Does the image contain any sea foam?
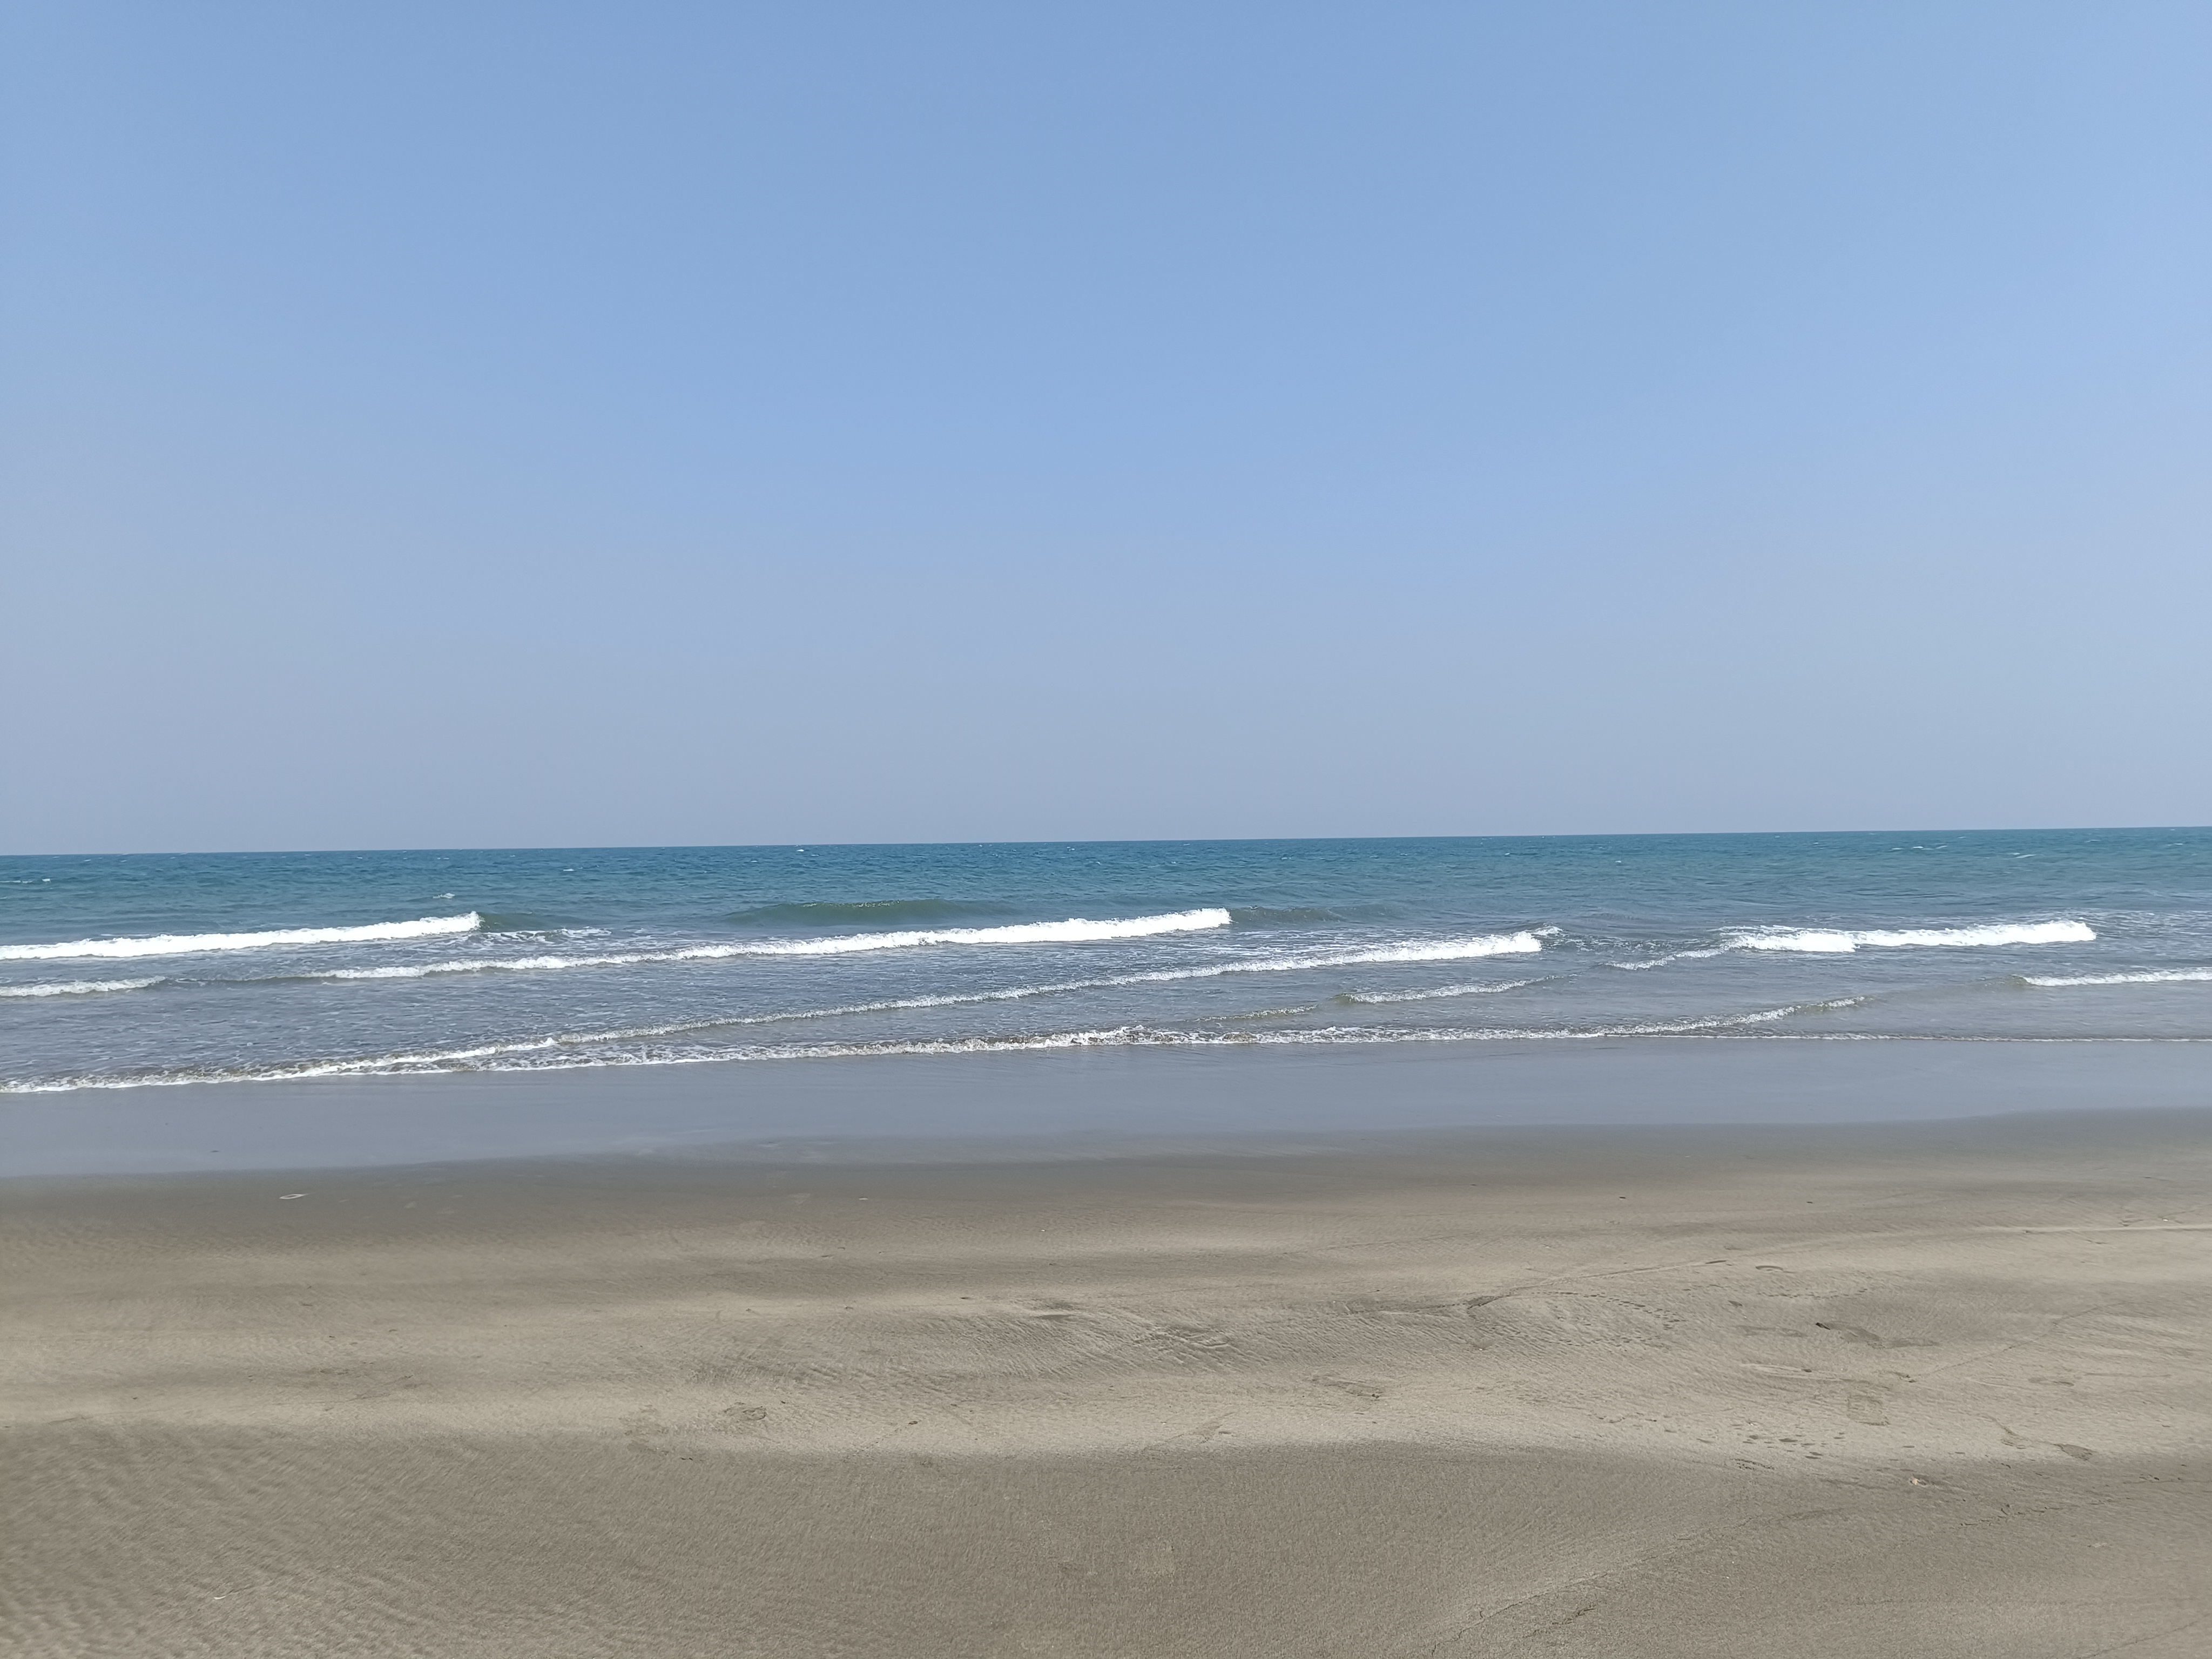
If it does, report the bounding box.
[1733,920,2095,953]
[1337,977,1546,1004]
[0,977,164,997]
[1,997,1884,1091]
[2021,968,2212,988]
[8,834,2202,1100]
[739,908,1233,953]
[291,927,1542,987]
[0,909,1220,969]
[0,913,483,961]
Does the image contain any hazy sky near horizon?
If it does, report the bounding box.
[5,3,2208,854]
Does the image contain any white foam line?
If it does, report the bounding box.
[1608,948,1729,972]
[30,1029,2210,1091]
[289,927,1545,986]
[742,908,1235,953]
[286,909,1233,979]
[2021,968,2212,988]
[0,914,483,961]
[6,992,1877,1093]
[1338,977,1546,1005]
[0,977,164,998]
[840,935,1537,1014]
[2,908,1228,972]
[1734,920,2094,954]
[3,935,1552,1090]
[1316,932,1546,964]
[318,954,635,981]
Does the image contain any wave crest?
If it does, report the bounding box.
[1336,977,1545,1005]
[0,977,164,997]
[285,926,1541,986]
[0,914,483,961]
[740,909,1233,953]
[1734,921,2094,954]
[1320,932,1545,965]
[2021,968,2212,988]
[729,899,1016,927]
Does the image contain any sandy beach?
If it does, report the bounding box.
[6,1106,2209,1657]
[14,0,2209,1647]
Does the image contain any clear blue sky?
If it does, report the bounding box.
[5,3,2207,852]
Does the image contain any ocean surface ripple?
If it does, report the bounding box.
[3,831,2207,1092]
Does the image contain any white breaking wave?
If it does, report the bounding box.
[0,913,483,962]
[1338,977,1545,1004]
[1320,932,1545,964]
[588,934,1549,1034]
[0,977,164,998]
[2021,968,2212,988]
[1732,920,2094,954]
[302,909,1233,977]
[1608,948,1729,972]
[746,909,1235,953]
[318,953,671,981]
[292,926,1543,986]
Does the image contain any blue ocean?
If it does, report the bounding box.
[4,830,2209,1097]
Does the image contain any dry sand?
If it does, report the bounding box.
[5,1109,2209,1656]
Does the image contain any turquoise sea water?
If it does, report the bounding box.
[4,830,2209,1096]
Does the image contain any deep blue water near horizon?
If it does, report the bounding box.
[4,829,2210,1100]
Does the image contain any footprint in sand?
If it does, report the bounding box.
[1317,1375,1390,1401]
[1816,1321,1933,1350]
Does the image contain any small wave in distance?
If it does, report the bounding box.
[729,899,1018,927]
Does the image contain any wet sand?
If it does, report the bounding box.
[5,1109,2209,1656]
[15,1037,2212,1176]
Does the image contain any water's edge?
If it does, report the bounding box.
[7,1036,2206,1178]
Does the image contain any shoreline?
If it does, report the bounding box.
[7,1107,2209,1655]
[7,1034,2211,1177]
